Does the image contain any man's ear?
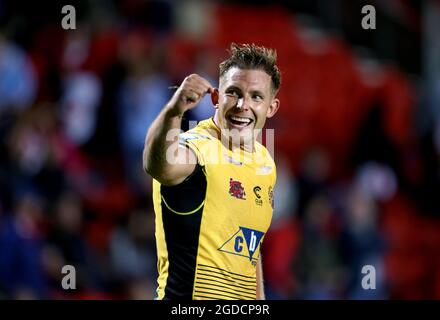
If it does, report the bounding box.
[266,98,280,118]
[211,88,219,108]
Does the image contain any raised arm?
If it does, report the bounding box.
[143,74,214,186]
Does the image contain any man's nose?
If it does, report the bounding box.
[237,98,244,108]
[236,97,250,110]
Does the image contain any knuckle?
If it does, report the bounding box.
[185,74,198,82]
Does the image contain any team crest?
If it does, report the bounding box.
[218,227,265,265]
[229,178,246,200]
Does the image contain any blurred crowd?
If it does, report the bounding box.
[0,0,439,299]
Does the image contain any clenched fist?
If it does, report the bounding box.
[167,74,214,116]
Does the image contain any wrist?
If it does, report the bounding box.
[164,102,185,119]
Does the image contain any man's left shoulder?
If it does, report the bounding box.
[254,142,276,177]
[255,142,275,164]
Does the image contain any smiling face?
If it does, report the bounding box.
[212,67,280,150]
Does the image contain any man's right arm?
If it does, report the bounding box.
[143,74,214,186]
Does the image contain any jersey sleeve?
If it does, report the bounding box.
[179,132,206,166]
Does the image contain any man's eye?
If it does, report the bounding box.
[226,91,239,98]
[253,95,263,100]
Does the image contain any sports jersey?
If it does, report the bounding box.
[153,118,276,300]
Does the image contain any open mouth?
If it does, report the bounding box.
[228,115,254,128]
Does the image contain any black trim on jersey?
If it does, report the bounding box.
[161,164,206,213]
[160,164,207,300]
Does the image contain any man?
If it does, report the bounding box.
[143,43,281,300]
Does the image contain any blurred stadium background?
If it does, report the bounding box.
[0,0,439,299]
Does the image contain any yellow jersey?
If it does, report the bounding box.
[152,118,276,300]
